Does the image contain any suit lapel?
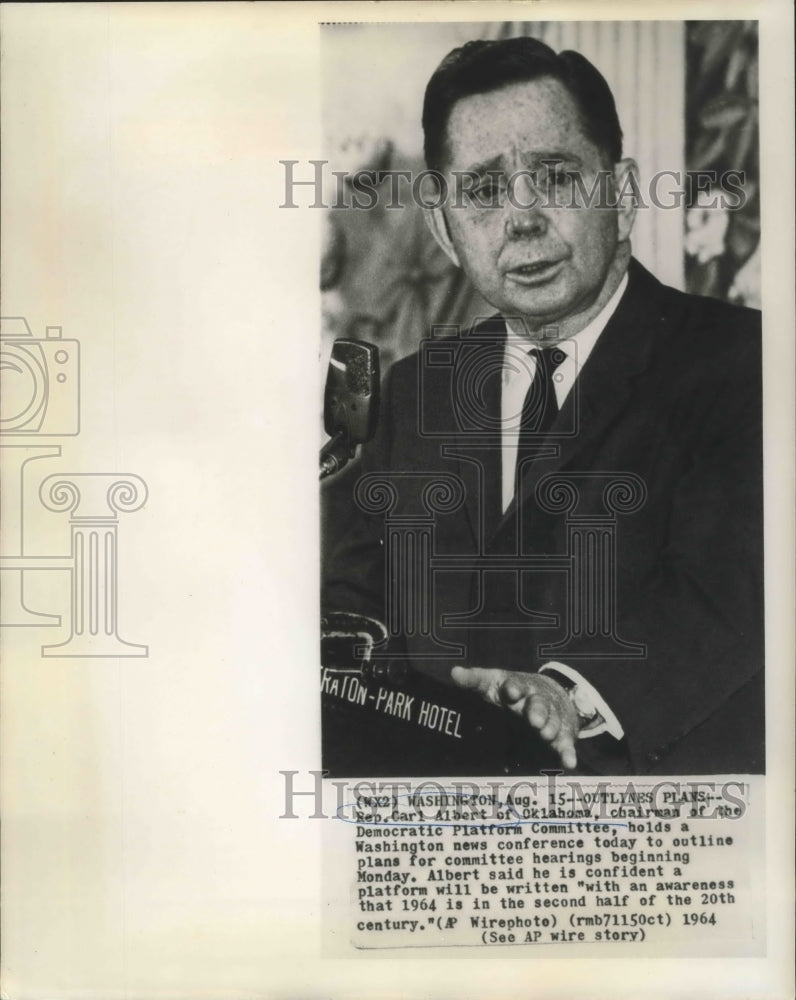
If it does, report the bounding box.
[494,259,663,537]
[447,317,506,550]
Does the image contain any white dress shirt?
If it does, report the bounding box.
[500,272,629,513]
[499,272,629,740]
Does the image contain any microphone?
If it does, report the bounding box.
[320,339,379,479]
[321,612,408,685]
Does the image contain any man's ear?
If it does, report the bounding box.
[424,205,461,268]
[612,157,639,243]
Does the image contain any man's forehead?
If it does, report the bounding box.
[443,77,597,172]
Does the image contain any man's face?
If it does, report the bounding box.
[430,77,635,333]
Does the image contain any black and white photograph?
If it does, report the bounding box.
[320,21,765,779]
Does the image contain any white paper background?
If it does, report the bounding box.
[1,2,792,997]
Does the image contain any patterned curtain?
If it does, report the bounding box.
[684,21,760,308]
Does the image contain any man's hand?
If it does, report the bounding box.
[450,666,579,770]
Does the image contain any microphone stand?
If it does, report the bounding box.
[319,428,353,480]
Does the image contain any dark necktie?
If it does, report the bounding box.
[514,345,566,494]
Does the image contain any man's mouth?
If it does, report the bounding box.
[505,259,565,284]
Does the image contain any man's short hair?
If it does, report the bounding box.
[422,36,623,172]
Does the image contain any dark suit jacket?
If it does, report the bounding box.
[322,259,764,776]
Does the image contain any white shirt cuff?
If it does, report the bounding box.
[539,661,625,740]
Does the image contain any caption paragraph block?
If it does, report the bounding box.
[326,778,765,955]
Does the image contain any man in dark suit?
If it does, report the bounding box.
[322,37,763,776]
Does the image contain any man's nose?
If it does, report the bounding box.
[504,172,547,239]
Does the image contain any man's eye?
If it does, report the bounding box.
[470,180,503,205]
